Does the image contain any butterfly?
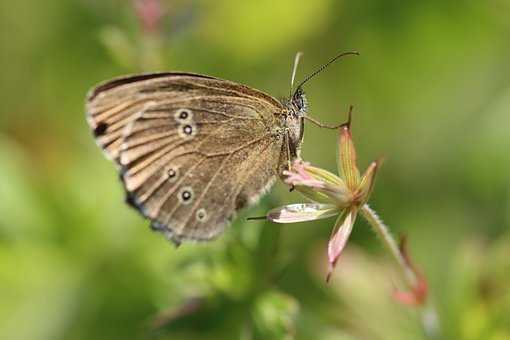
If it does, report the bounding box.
[85,52,358,245]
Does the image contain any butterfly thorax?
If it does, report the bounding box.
[281,87,307,160]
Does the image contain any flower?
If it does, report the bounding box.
[262,114,430,310]
[392,236,428,306]
[134,0,166,34]
[266,119,380,282]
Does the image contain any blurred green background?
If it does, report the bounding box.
[1,1,509,339]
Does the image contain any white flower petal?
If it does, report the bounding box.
[267,203,338,224]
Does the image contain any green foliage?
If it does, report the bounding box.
[1,1,509,339]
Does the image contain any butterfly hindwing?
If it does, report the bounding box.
[120,101,282,242]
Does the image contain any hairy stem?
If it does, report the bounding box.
[360,204,417,286]
[360,204,441,339]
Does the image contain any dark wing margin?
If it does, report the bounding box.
[87,72,216,101]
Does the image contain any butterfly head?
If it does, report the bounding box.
[289,87,308,118]
[281,86,307,161]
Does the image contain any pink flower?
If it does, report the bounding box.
[134,0,166,33]
[267,120,380,281]
[392,236,428,306]
[264,113,429,307]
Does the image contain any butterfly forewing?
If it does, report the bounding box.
[86,73,286,243]
[86,73,280,162]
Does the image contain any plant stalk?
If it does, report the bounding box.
[360,204,441,339]
[360,204,416,286]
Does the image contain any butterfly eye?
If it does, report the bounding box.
[174,109,193,122]
[292,90,307,112]
[294,96,303,109]
[196,208,208,222]
[178,186,194,205]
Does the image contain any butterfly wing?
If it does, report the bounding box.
[86,73,286,243]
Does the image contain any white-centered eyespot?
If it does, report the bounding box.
[174,109,193,123]
[178,123,197,139]
[196,208,208,222]
[166,166,179,182]
[178,186,194,205]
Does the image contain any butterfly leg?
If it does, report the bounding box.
[284,129,292,170]
[283,129,296,192]
[304,105,353,129]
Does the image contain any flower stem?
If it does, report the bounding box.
[360,204,416,286]
[360,204,441,339]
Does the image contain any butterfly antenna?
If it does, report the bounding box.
[289,51,304,97]
[293,51,359,94]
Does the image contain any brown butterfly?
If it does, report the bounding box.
[85,52,357,245]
